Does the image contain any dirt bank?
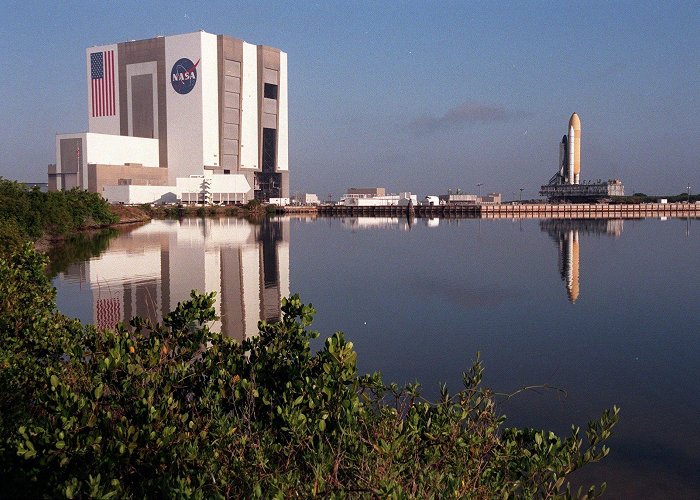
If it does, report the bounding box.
[109,204,151,224]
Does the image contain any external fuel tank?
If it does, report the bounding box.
[568,113,581,184]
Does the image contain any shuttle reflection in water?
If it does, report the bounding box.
[60,218,289,341]
[540,219,623,303]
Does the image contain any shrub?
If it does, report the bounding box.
[0,179,117,251]
[0,246,619,498]
[245,198,262,210]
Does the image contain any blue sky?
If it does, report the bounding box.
[1,1,698,198]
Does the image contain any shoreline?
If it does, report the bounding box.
[282,201,700,219]
[38,199,698,257]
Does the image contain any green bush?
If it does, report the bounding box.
[162,206,181,218]
[0,246,619,498]
[245,198,262,210]
[0,179,117,253]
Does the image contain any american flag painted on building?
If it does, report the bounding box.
[96,297,121,330]
[90,50,116,117]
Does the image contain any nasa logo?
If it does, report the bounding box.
[170,58,200,95]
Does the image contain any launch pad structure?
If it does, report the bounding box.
[540,113,624,202]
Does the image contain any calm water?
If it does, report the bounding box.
[53,215,700,498]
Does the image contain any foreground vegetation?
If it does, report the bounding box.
[0,246,618,498]
[0,179,117,254]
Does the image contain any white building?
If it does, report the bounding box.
[49,31,288,202]
[292,193,320,205]
[340,187,418,206]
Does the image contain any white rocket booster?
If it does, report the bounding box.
[568,125,575,185]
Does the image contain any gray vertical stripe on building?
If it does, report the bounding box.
[117,38,167,168]
[131,74,155,138]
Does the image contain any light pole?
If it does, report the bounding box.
[688,183,692,203]
[477,183,483,199]
[519,188,524,204]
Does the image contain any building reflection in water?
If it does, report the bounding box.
[60,217,290,341]
[540,219,623,303]
[340,217,413,231]
[338,216,441,231]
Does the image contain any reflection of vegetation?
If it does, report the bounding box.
[45,228,119,277]
[1,246,619,499]
[0,179,117,256]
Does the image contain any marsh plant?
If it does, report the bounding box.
[0,246,618,498]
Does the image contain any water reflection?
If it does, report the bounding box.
[45,228,119,277]
[337,216,443,230]
[339,216,417,231]
[58,217,289,341]
[540,219,624,303]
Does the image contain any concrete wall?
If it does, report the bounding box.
[218,35,243,173]
[89,164,169,194]
[165,33,203,182]
[54,133,159,191]
[347,188,386,196]
[117,36,168,169]
[240,42,259,171]
[85,133,159,167]
[277,51,288,172]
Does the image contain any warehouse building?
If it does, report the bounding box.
[49,30,288,203]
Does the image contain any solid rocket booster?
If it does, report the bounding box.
[559,135,567,179]
[568,126,575,184]
[568,112,581,184]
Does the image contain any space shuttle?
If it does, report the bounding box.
[558,112,581,185]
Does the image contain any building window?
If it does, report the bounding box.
[262,128,277,173]
[264,83,278,99]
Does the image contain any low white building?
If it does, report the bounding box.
[176,174,252,204]
[342,192,417,206]
[269,197,290,206]
[50,133,164,192]
[101,173,252,205]
[292,193,320,205]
